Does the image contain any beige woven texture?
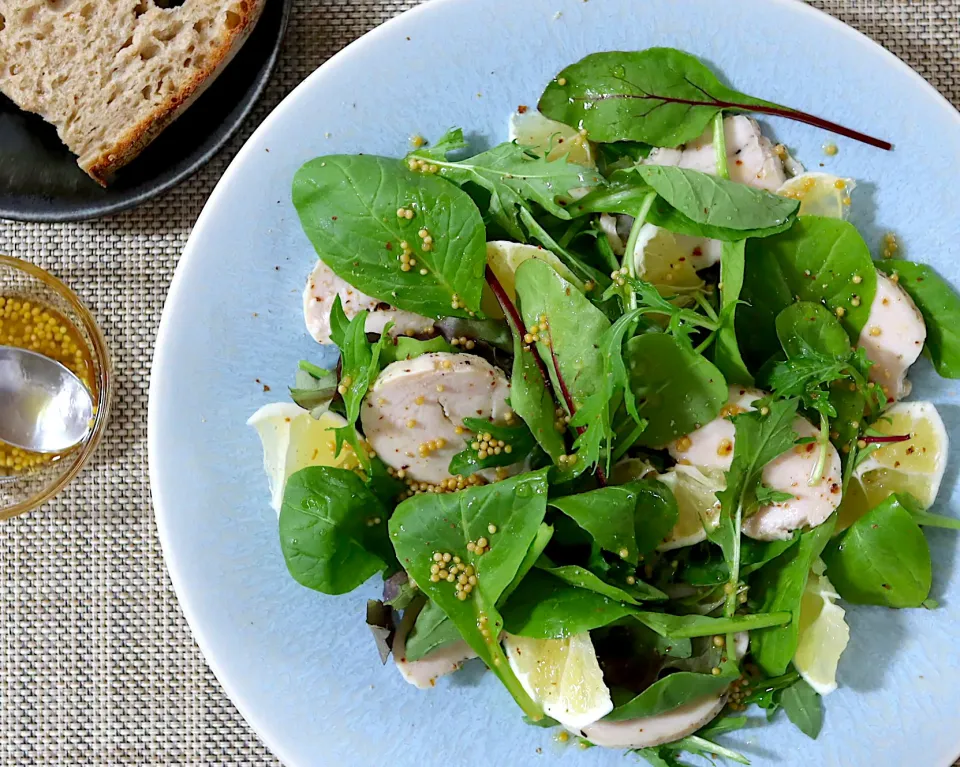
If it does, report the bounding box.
[0,0,956,764]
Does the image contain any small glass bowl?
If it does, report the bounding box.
[0,256,112,519]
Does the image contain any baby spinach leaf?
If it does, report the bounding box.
[635,166,799,233]
[876,260,960,378]
[632,610,791,639]
[448,417,537,476]
[750,519,836,676]
[776,301,852,360]
[279,466,391,595]
[539,564,667,604]
[538,48,890,150]
[509,326,566,463]
[405,600,461,662]
[780,679,823,739]
[389,469,550,719]
[739,217,877,368]
[681,536,800,586]
[626,333,728,446]
[714,240,753,386]
[605,667,736,721]
[379,335,454,365]
[408,138,603,240]
[549,487,639,563]
[500,568,635,638]
[293,155,487,318]
[501,523,554,605]
[823,493,932,608]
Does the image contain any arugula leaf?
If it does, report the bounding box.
[823,493,932,608]
[780,679,823,739]
[508,325,566,462]
[750,520,836,676]
[500,568,635,638]
[626,278,719,344]
[635,166,799,234]
[538,48,890,150]
[876,260,960,378]
[448,417,537,476]
[664,735,750,765]
[710,400,800,624]
[329,298,391,467]
[605,667,736,721]
[518,206,611,287]
[293,155,487,317]
[739,217,878,368]
[407,138,603,240]
[714,239,753,386]
[407,127,468,162]
[633,610,791,638]
[538,564,666,604]
[389,469,550,718]
[289,361,339,414]
[405,600,462,662]
[626,333,728,446]
[379,335,454,365]
[279,467,392,595]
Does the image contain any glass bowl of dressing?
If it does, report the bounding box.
[0,256,112,519]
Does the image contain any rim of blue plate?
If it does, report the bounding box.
[149,1,960,764]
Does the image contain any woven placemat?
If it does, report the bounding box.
[0,1,956,764]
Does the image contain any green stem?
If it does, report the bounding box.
[713,113,730,179]
[913,511,960,530]
[621,192,658,310]
[695,330,718,355]
[612,419,648,462]
[808,411,830,487]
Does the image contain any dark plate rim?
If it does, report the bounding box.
[0,0,293,224]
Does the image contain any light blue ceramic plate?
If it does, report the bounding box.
[148,1,960,764]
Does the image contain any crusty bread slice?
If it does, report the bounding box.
[0,0,265,186]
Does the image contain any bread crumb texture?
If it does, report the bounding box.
[0,0,265,184]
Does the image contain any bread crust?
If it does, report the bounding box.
[85,0,266,185]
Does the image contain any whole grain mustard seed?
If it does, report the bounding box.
[0,296,95,475]
[823,142,839,156]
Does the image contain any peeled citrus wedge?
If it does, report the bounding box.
[839,401,948,530]
[656,465,724,551]
[633,224,706,302]
[504,632,612,729]
[247,403,358,512]
[481,240,583,318]
[778,172,855,219]
[794,559,849,696]
[509,109,595,167]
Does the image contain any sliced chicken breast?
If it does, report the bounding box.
[303,259,434,344]
[392,606,476,689]
[645,115,787,192]
[579,693,727,749]
[668,386,842,541]
[360,352,512,484]
[857,271,926,401]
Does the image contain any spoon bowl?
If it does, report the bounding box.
[0,345,94,453]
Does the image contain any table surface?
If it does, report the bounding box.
[1,0,958,764]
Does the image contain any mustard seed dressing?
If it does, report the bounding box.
[0,296,96,475]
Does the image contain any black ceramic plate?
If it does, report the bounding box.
[0,0,291,223]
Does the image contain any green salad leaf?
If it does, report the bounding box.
[538,48,891,150]
[500,568,635,638]
[750,519,836,677]
[293,154,487,317]
[538,564,666,604]
[448,417,537,476]
[408,131,603,240]
[780,679,824,739]
[626,332,728,446]
[714,239,754,386]
[823,493,932,608]
[508,325,566,463]
[289,360,339,414]
[876,260,960,378]
[633,610,791,639]
[379,335,454,365]
[279,467,392,595]
[389,469,551,718]
[635,166,799,233]
[605,667,737,721]
[405,600,461,662]
[739,217,878,368]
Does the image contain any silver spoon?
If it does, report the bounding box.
[0,345,94,454]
